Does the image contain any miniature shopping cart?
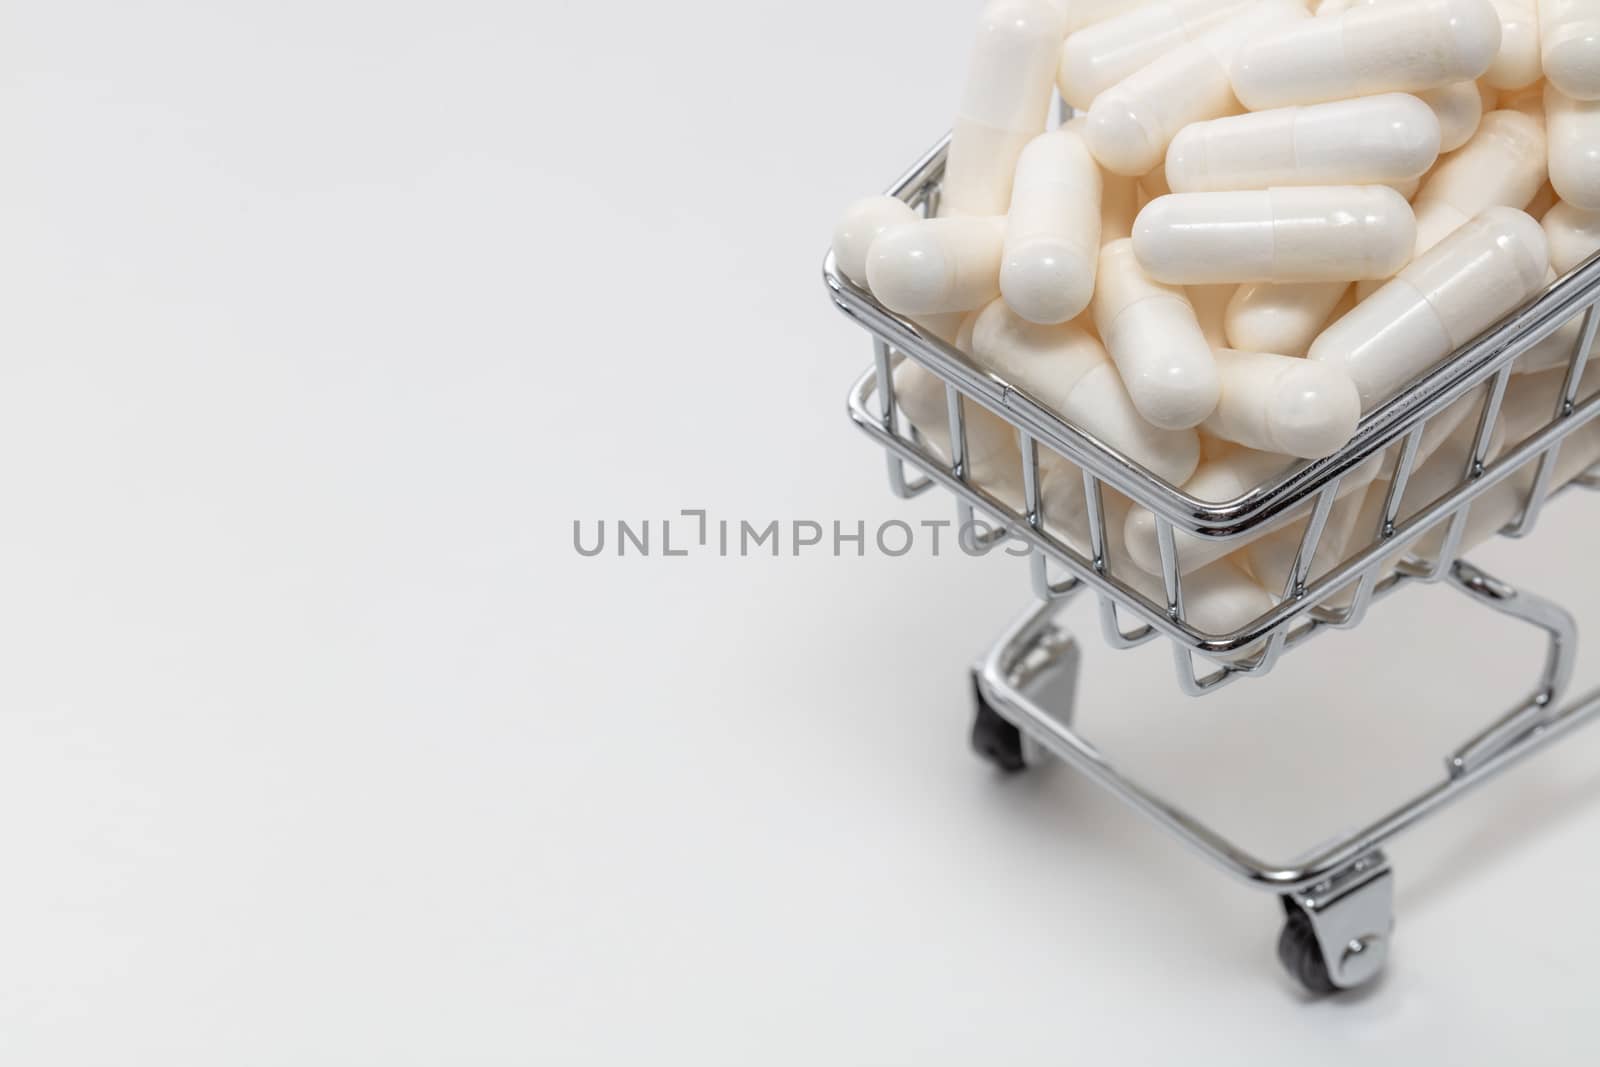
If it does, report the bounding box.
[824,132,1600,994]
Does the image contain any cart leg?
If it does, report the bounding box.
[1444,559,1577,775]
[1277,851,1393,994]
[969,605,1081,773]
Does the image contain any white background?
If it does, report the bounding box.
[6,1,1600,1063]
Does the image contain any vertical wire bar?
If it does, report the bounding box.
[1251,481,1343,675]
[1506,302,1599,536]
[1424,369,1510,580]
[1155,519,1184,621]
[1083,470,1109,573]
[1340,424,1426,628]
[1020,432,1042,529]
[945,384,969,483]
[872,339,915,497]
[1282,481,1341,602]
[1465,365,1512,478]
[1021,433,1076,600]
[1084,473,1153,645]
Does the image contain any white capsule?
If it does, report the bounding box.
[1484,0,1543,89]
[866,217,1007,316]
[1002,129,1103,324]
[1419,80,1487,151]
[1132,186,1416,284]
[1091,239,1221,429]
[892,360,1023,500]
[1043,0,1158,32]
[1085,0,1307,177]
[1543,199,1600,273]
[1224,282,1353,356]
[1166,93,1440,193]
[1203,348,1361,457]
[1408,109,1548,257]
[971,300,1202,484]
[1230,0,1502,109]
[1546,84,1600,211]
[831,196,920,287]
[1309,207,1549,409]
[943,1,1067,218]
[1541,0,1600,101]
[1123,445,1380,573]
[1057,0,1256,109]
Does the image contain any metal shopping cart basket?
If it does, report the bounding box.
[824,132,1600,994]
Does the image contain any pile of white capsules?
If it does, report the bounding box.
[833,0,1600,627]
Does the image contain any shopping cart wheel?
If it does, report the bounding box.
[1276,901,1339,995]
[1276,858,1392,995]
[969,675,1028,773]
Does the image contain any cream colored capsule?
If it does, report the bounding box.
[1043,0,1156,32]
[1543,199,1600,272]
[1229,0,1502,110]
[1057,0,1256,109]
[971,300,1201,484]
[1224,281,1354,356]
[1132,186,1416,284]
[867,217,1007,316]
[1511,269,1588,373]
[1419,81,1487,151]
[1122,446,1381,574]
[1408,109,1548,258]
[1092,239,1221,429]
[1405,415,1600,562]
[911,312,972,346]
[1085,0,1307,177]
[1204,348,1361,457]
[1484,0,1543,89]
[1002,129,1103,324]
[1243,482,1369,592]
[1309,207,1549,409]
[1125,556,1277,641]
[1546,85,1600,211]
[1338,403,1507,584]
[942,1,1067,218]
[893,360,1024,502]
[1541,0,1600,101]
[831,196,920,287]
[1165,93,1440,192]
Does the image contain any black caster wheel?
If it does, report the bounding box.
[970,675,1028,773]
[1277,899,1339,996]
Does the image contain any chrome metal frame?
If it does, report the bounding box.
[825,132,1600,991]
